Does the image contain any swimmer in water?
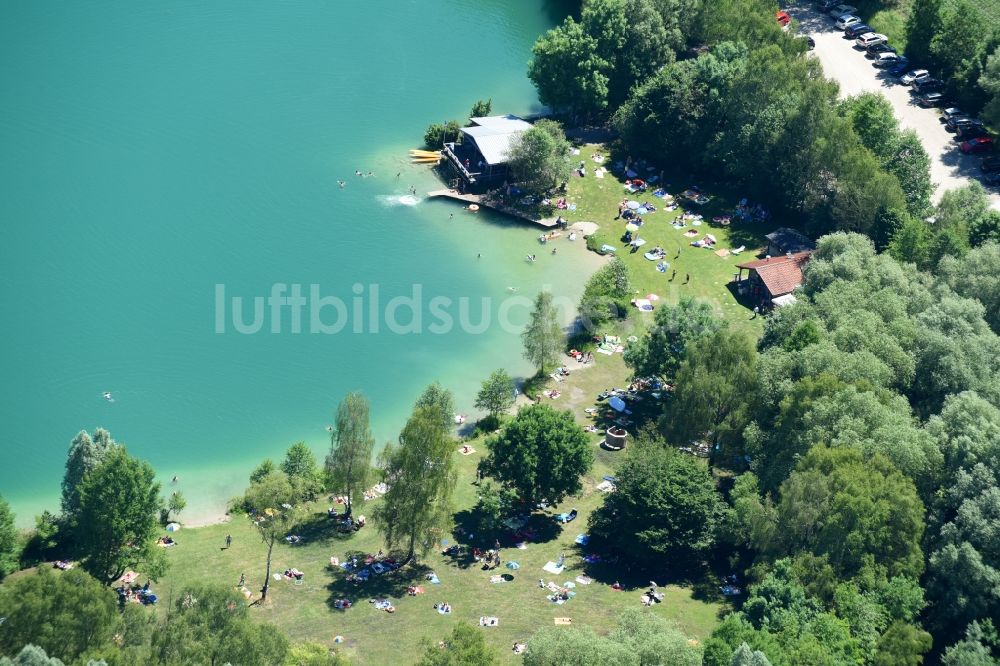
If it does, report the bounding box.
[326,426,334,433]
[337,180,345,188]
[355,170,362,176]
[367,171,373,177]
[507,287,518,293]
[526,254,536,263]
[551,247,557,255]
[171,475,179,483]
[103,391,114,402]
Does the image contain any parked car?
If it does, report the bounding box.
[918,92,946,107]
[776,10,791,26]
[957,125,991,140]
[911,78,943,94]
[836,14,862,29]
[960,137,994,154]
[873,52,902,67]
[845,23,873,37]
[830,5,858,18]
[866,43,896,57]
[900,69,930,84]
[948,117,984,132]
[942,107,966,122]
[856,33,888,48]
[981,156,1000,172]
[888,60,912,77]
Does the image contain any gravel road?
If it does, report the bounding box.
[786,2,1000,209]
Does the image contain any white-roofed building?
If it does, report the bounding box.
[442,115,533,186]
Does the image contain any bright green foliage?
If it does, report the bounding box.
[74,446,163,584]
[166,491,186,522]
[483,403,592,505]
[0,495,18,578]
[624,296,723,380]
[926,463,1000,635]
[0,645,66,666]
[939,243,1000,334]
[507,121,572,193]
[474,369,516,420]
[417,623,500,666]
[941,620,1000,666]
[730,642,772,666]
[241,471,299,602]
[748,376,941,495]
[522,291,565,374]
[579,257,633,328]
[925,391,1000,478]
[983,47,1000,128]
[840,93,932,216]
[873,621,932,666]
[767,448,925,579]
[414,382,457,431]
[423,120,461,148]
[250,458,275,484]
[528,17,610,116]
[589,444,721,568]
[61,428,120,522]
[469,98,492,119]
[663,329,757,463]
[930,0,992,108]
[888,215,932,268]
[280,442,324,502]
[326,391,376,517]
[149,584,289,665]
[524,608,700,666]
[373,406,456,564]
[0,568,119,662]
[471,480,519,535]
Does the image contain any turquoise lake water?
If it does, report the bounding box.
[0,0,593,525]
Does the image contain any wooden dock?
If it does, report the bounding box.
[426,189,557,228]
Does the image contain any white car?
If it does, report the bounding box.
[900,69,930,84]
[835,14,861,29]
[873,52,901,67]
[829,4,857,18]
[856,33,887,48]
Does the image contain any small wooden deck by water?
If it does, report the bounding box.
[426,189,557,228]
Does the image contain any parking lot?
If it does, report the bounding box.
[785,1,1000,209]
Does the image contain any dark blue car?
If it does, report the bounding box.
[888,59,911,77]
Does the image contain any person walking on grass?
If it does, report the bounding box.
[225,534,232,549]
[684,273,690,284]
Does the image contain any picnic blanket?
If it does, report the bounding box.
[426,573,441,584]
[574,534,590,546]
[490,575,506,584]
[595,480,616,493]
[554,617,573,625]
[714,248,731,257]
[480,616,500,627]
[543,561,565,575]
[575,575,593,585]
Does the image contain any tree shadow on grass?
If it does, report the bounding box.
[324,557,434,610]
[288,511,364,545]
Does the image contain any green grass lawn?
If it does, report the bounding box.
[148,143,779,664]
[158,435,723,664]
[556,144,767,339]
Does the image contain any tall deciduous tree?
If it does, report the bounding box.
[280,442,322,501]
[373,406,456,565]
[326,392,375,517]
[905,0,944,65]
[474,369,516,423]
[61,428,120,522]
[242,471,299,603]
[528,17,611,117]
[0,495,17,579]
[506,121,572,193]
[522,291,564,374]
[74,446,163,584]
[482,403,593,506]
[624,296,723,380]
[664,329,757,465]
[0,567,119,662]
[766,447,925,579]
[414,382,457,430]
[150,583,289,664]
[417,623,500,666]
[589,443,722,568]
